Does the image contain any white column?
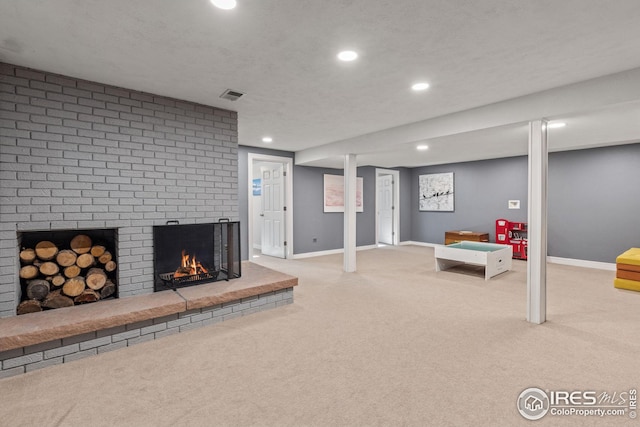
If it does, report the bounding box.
[527,120,548,324]
[344,154,357,272]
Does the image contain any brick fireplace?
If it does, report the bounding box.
[0,62,239,318]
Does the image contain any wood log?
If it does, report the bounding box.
[56,249,77,267]
[86,268,107,290]
[19,265,39,280]
[63,265,81,278]
[100,280,116,299]
[35,240,58,260]
[104,260,117,272]
[39,261,59,276]
[74,289,100,304]
[19,248,37,264]
[26,279,50,300]
[17,299,42,315]
[70,234,92,254]
[90,245,106,258]
[51,274,66,287]
[98,251,112,264]
[76,253,95,269]
[62,276,85,297]
[42,290,74,309]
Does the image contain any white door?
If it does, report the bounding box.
[261,164,286,258]
[377,174,394,244]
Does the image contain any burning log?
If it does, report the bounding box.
[70,234,92,254]
[17,299,42,315]
[35,240,58,261]
[42,290,74,309]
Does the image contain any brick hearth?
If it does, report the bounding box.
[0,262,297,377]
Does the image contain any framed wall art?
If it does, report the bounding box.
[419,172,454,211]
[323,174,364,213]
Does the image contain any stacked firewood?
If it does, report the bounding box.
[17,234,117,315]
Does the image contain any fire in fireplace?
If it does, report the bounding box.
[153,220,241,291]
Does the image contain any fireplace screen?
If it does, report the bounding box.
[153,220,241,291]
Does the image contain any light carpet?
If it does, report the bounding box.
[1,245,638,427]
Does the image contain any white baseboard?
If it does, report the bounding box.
[547,256,616,271]
[399,240,439,248]
[253,244,262,250]
[292,244,378,259]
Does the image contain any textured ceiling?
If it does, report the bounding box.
[1,0,640,167]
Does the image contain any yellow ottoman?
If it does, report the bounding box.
[615,248,640,292]
[614,278,640,292]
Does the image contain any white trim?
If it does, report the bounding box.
[292,245,377,260]
[547,256,616,271]
[375,168,400,246]
[399,240,439,248]
[247,153,294,259]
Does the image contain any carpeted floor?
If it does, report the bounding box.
[1,245,638,427]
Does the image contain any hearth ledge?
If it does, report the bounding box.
[0,262,298,353]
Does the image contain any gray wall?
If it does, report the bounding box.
[0,63,238,317]
[397,167,413,242]
[410,156,528,244]
[238,145,379,257]
[292,165,376,254]
[409,144,640,263]
[548,143,640,262]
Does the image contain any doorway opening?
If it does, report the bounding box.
[248,153,294,259]
[375,168,400,246]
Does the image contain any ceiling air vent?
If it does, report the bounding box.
[219,89,245,101]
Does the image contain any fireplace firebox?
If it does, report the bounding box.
[153,220,241,291]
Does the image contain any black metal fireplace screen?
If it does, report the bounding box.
[153,220,241,291]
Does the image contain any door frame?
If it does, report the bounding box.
[248,153,294,258]
[375,168,400,246]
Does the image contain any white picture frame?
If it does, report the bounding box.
[419,172,454,211]
[323,174,364,213]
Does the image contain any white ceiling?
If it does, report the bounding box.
[2,0,640,168]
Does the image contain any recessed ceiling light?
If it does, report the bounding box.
[262,137,273,143]
[412,82,430,91]
[417,145,429,151]
[337,50,358,62]
[547,122,566,129]
[210,0,237,10]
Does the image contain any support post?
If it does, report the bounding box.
[527,120,548,324]
[344,154,357,272]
